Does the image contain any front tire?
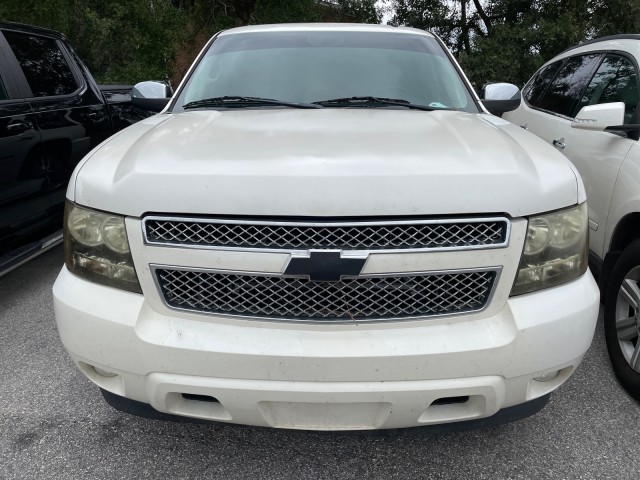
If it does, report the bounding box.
[604,240,640,401]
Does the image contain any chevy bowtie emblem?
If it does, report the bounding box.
[284,251,367,281]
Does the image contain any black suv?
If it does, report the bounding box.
[0,22,158,273]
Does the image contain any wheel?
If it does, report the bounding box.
[604,240,640,401]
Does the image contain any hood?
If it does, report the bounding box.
[70,109,582,218]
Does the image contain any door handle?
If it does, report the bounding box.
[6,121,33,132]
[552,138,565,149]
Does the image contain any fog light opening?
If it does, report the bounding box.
[419,394,486,424]
[527,366,575,400]
[430,395,470,406]
[76,362,125,395]
[181,393,220,404]
[93,366,118,378]
[166,392,232,421]
[533,370,560,382]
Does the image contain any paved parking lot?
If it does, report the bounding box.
[1,245,640,479]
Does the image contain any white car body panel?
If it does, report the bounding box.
[54,265,599,429]
[72,109,581,218]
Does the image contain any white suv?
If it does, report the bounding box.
[53,24,599,430]
[497,35,640,400]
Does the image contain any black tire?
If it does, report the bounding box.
[604,240,640,401]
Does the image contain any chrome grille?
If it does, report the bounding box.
[144,217,508,251]
[155,268,497,322]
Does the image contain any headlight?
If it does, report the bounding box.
[511,203,588,296]
[64,202,142,293]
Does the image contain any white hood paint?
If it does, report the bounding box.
[71,109,582,218]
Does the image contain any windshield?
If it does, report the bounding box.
[173,30,479,112]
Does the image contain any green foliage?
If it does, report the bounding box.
[0,0,186,84]
[2,0,637,90]
[337,0,381,24]
[390,0,640,91]
[76,0,187,84]
[0,0,72,34]
[589,0,640,36]
[253,0,323,24]
[458,23,545,90]
[389,1,453,41]
[252,0,380,24]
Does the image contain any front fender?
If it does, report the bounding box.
[604,143,640,254]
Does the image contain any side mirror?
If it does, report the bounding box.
[573,103,639,140]
[482,83,520,101]
[571,102,625,131]
[481,82,521,117]
[131,81,173,112]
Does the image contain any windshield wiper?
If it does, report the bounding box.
[312,96,438,111]
[183,96,322,110]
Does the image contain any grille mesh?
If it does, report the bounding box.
[156,269,496,322]
[145,218,507,250]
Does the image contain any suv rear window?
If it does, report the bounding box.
[537,54,601,117]
[523,61,563,107]
[578,54,639,124]
[3,31,78,97]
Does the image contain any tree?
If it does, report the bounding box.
[589,0,640,36]
[337,0,381,23]
[389,0,625,90]
[0,0,186,84]
[461,0,591,88]
[12,0,639,92]
[253,0,322,24]
[389,1,455,46]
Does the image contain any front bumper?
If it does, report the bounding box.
[54,267,599,430]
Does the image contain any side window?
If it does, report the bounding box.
[0,74,8,101]
[523,60,563,107]
[578,54,639,124]
[2,31,78,97]
[537,54,602,117]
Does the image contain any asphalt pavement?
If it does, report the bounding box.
[1,245,639,479]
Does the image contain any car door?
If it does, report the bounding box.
[0,29,112,222]
[0,38,44,255]
[568,54,639,257]
[505,53,637,258]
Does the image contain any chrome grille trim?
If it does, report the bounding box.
[143,217,510,253]
[152,265,501,324]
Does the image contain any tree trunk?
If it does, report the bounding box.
[460,0,471,54]
[472,0,492,33]
[230,0,256,25]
